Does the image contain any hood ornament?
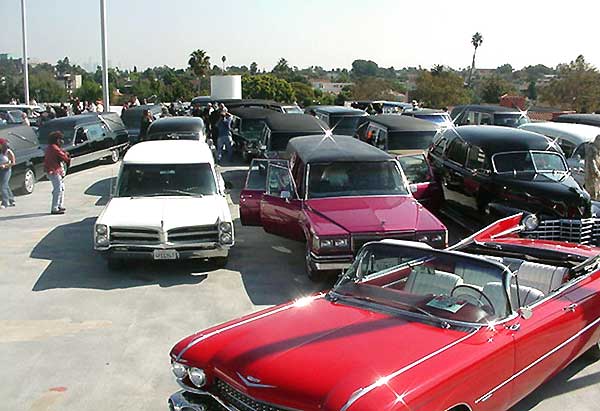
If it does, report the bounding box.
[236,372,277,388]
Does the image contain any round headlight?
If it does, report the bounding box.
[220,232,233,244]
[95,224,108,235]
[334,238,348,248]
[523,214,539,231]
[171,362,187,379]
[417,234,430,243]
[219,221,232,233]
[96,235,109,246]
[320,239,333,248]
[188,367,206,388]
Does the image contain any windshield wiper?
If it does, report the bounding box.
[162,189,203,197]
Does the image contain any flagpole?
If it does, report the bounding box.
[100,0,110,111]
[21,0,30,104]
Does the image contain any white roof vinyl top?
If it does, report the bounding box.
[123,140,214,165]
[520,122,600,145]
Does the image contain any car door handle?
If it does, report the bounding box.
[563,303,578,312]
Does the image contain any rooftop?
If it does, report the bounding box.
[364,115,439,131]
[451,126,555,154]
[264,113,328,132]
[123,140,214,165]
[287,135,392,163]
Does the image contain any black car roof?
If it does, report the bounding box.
[147,116,204,133]
[305,106,366,116]
[554,113,600,127]
[364,115,439,131]
[404,109,446,116]
[40,113,101,129]
[449,126,553,153]
[228,107,274,119]
[121,104,162,116]
[287,135,392,163]
[264,113,328,132]
[452,104,521,114]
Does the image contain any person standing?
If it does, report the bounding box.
[0,138,16,208]
[139,109,153,142]
[216,109,233,164]
[585,135,600,200]
[44,131,70,214]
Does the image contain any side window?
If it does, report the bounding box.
[431,137,447,157]
[355,122,368,140]
[86,123,106,141]
[466,145,488,170]
[266,164,295,198]
[374,129,387,151]
[557,139,576,158]
[447,139,468,165]
[573,143,586,160]
[480,113,493,125]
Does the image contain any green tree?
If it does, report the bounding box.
[495,64,513,76]
[351,77,396,100]
[527,81,538,101]
[250,62,258,75]
[291,81,316,106]
[272,58,292,76]
[76,79,102,102]
[242,74,295,103]
[56,57,72,75]
[414,69,471,108]
[479,75,516,103]
[351,59,379,77]
[188,49,211,79]
[467,32,484,86]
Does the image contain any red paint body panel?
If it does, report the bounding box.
[239,188,263,226]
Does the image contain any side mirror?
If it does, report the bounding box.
[409,184,418,194]
[518,307,533,320]
[224,180,233,190]
[280,190,292,200]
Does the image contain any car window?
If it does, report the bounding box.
[431,136,447,157]
[557,139,576,158]
[446,139,468,165]
[480,113,493,125]
[245,159,288,190]
[466,145,487,170]
[397,154,432,184]
[573,144,586,160]
[85,123,106,141]
[266,164,295,197]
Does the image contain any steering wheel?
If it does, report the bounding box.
[450,285,496,315]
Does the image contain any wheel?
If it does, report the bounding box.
[107,257,125,271]
[213,256,229,268]
[107,149,120,164]
[19,167,36,195]
[450,284,495,315]
[305,242,323,282]
[585,341,600,361]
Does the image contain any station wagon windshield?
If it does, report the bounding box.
[117,163,217,197]
[493,151,567,174]
[307,161,408,199]
[241,119,266,140]
[333,243,510,324]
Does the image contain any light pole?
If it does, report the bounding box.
[100,0,110,112]
[221,56,226,74]
[20,0,30,104]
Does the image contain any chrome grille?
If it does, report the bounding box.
[167,225,219,244]
[215,379,286,411]
[109,227,160,244]
[523,218,600,245]
[351,231,415,253]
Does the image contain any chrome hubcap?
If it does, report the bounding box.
[25,170,34,192]
[111,150,119,162]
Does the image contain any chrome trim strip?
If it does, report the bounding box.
[175,295,323,361]
[171,387,238,411]
[475,315,600,404]
[340,330,478,411]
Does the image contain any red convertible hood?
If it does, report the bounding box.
[306,196,442,233]
[182,297,470,410]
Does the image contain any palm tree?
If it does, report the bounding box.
[188,49,211,79]
[467,32,483,87]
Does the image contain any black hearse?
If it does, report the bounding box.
[38,113,129,173]
[120,104,162,144]
[1,125,44,194]
[428,125,600,244]
[451,104,530,127]
[144,116,206,142]
[229,107,271,162]
[553,113,600,128]
[355,115,439,154]
[304,106,366,135]
[259,113,328,158]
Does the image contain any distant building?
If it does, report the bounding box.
[311,80,353,95]
[55,73,82,94]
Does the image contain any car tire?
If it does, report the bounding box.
[305,243,323,282]
[213,256,229,268]
[19,167,36,195]
[107,149,120,164]
[585,341,600,361]
[107,257,125,271]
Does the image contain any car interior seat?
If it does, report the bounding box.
[482,282,545,316]
[516,262,567,295]
[405,268,462,295]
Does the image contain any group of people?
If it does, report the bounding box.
[191,102,234,164]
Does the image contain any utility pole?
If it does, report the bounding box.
[20,0,30,104]
[100,0,110,111]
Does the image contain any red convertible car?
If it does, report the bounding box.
[239,135,447,280]
[168,213,600,411]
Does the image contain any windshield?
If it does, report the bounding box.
[494,113,529,127]
[308,161,408,199]
[240,119,266,141]
[117,163,217,197]
[414,113,452,125]
[387,131,437,151]
[333,243,510,324]
[283,106,304,114]
[38,126,75,145]
[397,154,432,184]
[330,116,362,134]
[145,131,202,141]
[493,151,567,174]
[245,159,288,190]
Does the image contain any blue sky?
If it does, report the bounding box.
[0,0,597,72]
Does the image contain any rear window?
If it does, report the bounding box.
[387,131,437,151]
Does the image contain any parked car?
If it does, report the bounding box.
[38,113,128,172]
[451,104,530,127]
[229,107,271,162]
[0,125,44,194]
[428,125,598,243]
[94,140,233,269]
[168,212,600,411]
[144,116,207,142]
[120,104,162,144]
[553,113,600,128]
[258,113,328,158]
[402,108,454,127]
[305,106,367,135]
[239,158,287,226]
[240,135,447,280]
[350,100,413,114]
[519,121,600,186]
[190,98,303,114]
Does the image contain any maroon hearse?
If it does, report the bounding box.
[240,135,447,280]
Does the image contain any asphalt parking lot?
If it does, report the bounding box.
[1,160,599,411]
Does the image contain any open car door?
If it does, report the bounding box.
[239,159,287,226]
[397,153,443,212]
[259,162,304,240]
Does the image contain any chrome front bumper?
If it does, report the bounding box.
[309,252,353,271]
[97,244,230,260]
[168,390,236,411]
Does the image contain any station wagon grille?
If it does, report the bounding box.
[351,231,415,253]
[523,218,600,246]
[167,225,219,244]
[215,379,287,411]
[109,227,160,244]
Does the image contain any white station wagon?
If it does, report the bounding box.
[94,140,234,269]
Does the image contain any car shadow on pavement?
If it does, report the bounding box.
[512,355,600,410]
[220,169,248,206]
[228,221,334,306]
[30,217,216,291]
[85,177,115,207]
[0,212,50,222]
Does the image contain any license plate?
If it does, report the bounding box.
[153,249,178,260]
